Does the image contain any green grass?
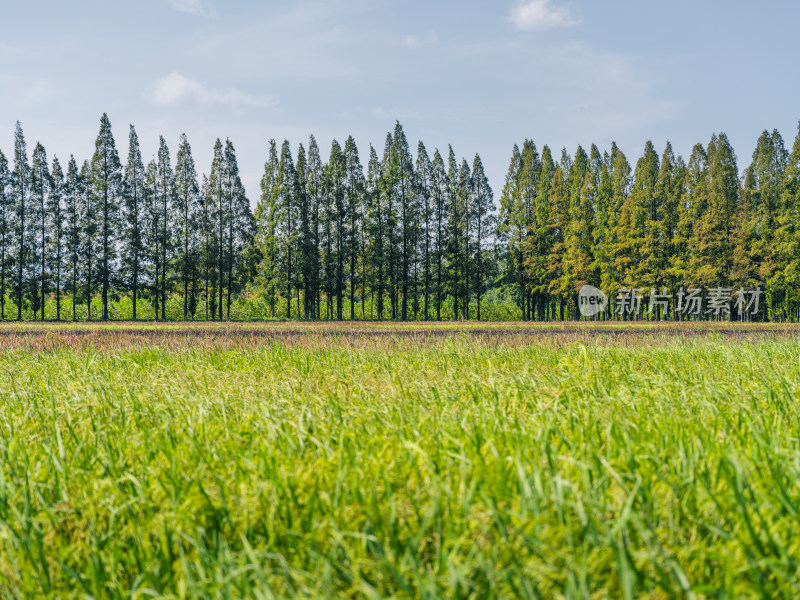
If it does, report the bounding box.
[1,323,800,598]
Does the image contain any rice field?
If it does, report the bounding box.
[1,322,800,599]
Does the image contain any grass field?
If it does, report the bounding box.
[1,322,800,599]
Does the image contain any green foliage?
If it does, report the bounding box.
[8,117,800,322]
[90,113,123,320]
[2,324,800,597]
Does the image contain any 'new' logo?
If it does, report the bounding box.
[578,285,608,317]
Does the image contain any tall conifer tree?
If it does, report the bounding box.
[306,136,324,319]
[323,140,346,319]
[222,139,252,320]
[30,143,49,319]
[470,154,494,320]
[174,134,201,319]
[255,140,279,317]
[79,160,97,319]
[416,142,433,320]
[498,144,524,317]
[430,149,448,320]
[276,140,299,318]
[0,149,10,319]
[90,114,123,320]
[295,143,313,319]
[12,122,31,320]
[388,123,416,320]
[122,126,147,320]
[365,145,386,320]
[343,136,364,320]
[49,156,65,320]
[64,157,82,321]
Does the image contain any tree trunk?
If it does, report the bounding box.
[17,188,23,322]
[40,217,45,321]
[56,262,61,321]
[87,255,92,321]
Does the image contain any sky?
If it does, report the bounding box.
[1,0,799,203]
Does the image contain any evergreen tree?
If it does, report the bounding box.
[222,139,253,319]
[387,123,417,321]
[199,174,214,319]
[64,157,82,321]
[546,159,570,319]
[207,139,226,320]
[737,130,788,315]
[616,141,659,292]
[0,149,10,320]
[30,143,50,319]
[79,160,98,319]
[306,136,324,319]
[445,146,462,318]
[769,124,799,319]
[343,136,364,320]
[683,143,709,291]
[144,158,162,319]
[563,153,595,314]
[662,152,688,294]
[174,134,201,319]
[323,140,346,319]
[365,145,386,320]
[275,140,299,318]
[591,150,614,310]
[692,134,738,290]
[255,140,280,317]
[604,146,631,303]
[154,136,173,319]
[498,144,524,317]
[381,133,398,318]
[457,159,472,319]
[295,143,313,319]
[12,122,31,320]
[430,149,448,320]
[121,125,148,320]
[416,142,433,320]
[517,140,540,318]
[640,141,672,292]
[530,145,554,319]
[90,113,123,320]
[470,154,494,320]
[48,156,65,320]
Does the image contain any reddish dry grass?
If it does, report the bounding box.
[0,321,798,353]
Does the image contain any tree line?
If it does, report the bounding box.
[0,115,253,322]
[0,114,798,321]
[499,126,800,321]
[255,122,494,321]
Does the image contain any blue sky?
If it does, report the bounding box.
[1,0,798,201]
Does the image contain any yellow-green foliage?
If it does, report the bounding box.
[0,323,799,598]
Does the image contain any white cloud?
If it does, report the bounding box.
[147,72,275,110]
[401,32,438,48]
[509,0,578,31]
[171,0,216,17]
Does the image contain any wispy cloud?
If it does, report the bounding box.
[537,41,680,135]
[193,3,363,81]
[146,72,274,110]
[0,42,21,56]
[172,0,216,17]
[509,0,578,31]
[401,32,438,48]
